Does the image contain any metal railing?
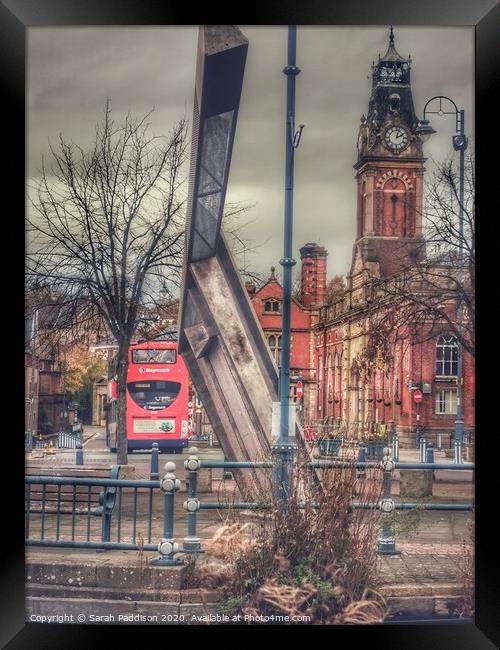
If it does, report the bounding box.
[25,444,474,564]
[25,466,171,557]
[57,429,82,449]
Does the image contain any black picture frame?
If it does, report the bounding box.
[3,0,497,646]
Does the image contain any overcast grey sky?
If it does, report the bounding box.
[28,25,474,284]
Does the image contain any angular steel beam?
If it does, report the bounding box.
[178,26,310,497]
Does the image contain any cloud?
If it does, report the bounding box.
[28,25,474,281]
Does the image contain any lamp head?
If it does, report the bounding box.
[415,118,436,142]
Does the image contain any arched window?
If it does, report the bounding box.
[382,177,406,237]
[335,353,342,401]
[359,181,366,237]
[268,334,282,366]
[436,335,458,377]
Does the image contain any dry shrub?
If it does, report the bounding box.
[204,522,256,559]
[334,589,386,624]
[196,451,387,624]
[257,580,317,616]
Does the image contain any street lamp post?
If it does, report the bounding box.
[273,25,304,502]
[416,96,468,445]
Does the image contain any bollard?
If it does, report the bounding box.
[425,443,434,464]
[75,443,84,466]
[377,447,400,555]
[437,432,442,450]
[151,462,183,566]
[150,443,159,480]
[419,437,427,463]
[454,440,463,465]
[182,455,203,553]
[425,443,436,482]
[391,434,400,462]
[357,443,367,478]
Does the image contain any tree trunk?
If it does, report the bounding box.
[116,339,130,465]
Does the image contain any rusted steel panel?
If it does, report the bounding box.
[178,26,310,496]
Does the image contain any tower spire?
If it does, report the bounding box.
[389,25,394,47]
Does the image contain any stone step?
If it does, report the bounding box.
[380,583,466,620]
[26,558,185,590]
[26,581,219,604]
[26,595,217,623]
[25,585,465,623]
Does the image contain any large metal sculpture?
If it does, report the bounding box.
[179,26,309,497]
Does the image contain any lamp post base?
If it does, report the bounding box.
[150,557,184,566]
[377,537,401,555]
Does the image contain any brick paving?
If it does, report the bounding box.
[378,547,469,586]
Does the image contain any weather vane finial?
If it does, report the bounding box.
[389,25,394,47]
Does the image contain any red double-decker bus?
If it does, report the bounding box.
[107,340,191,453]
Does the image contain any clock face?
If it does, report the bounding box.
[384,126,409,152]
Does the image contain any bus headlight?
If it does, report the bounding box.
[181,420,189,438]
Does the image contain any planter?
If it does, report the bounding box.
[318,438,342,456]
[365,440,388,460]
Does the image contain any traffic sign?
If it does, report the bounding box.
[296,380,303,400]
[413,389,423,404]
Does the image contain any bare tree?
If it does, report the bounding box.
[360,151,475,360]
[325,275,346,305]
[27,102,188,464]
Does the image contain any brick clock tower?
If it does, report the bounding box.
[350,27,426,288]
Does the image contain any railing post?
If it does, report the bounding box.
[223,455,233,480]
[377,446,400,555]
[357,443,367,478]
[100,492,112,546]
[75,443,84,466]
[182,455,203,553]
[150,442,159,480]
[151,462,183,566]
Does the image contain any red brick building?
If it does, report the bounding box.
[25,303,70,437]
[245,254,324,422]
[248,29,475,447]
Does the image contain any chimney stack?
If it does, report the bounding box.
[245,281,256,296]
[299,243,328,308]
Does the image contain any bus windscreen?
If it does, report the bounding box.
[127,380,181,410]
[131,348,177,364]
